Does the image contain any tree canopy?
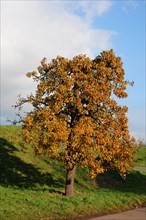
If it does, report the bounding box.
[16,49,136,196]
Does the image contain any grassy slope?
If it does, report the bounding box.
[0,125,146,220]
[135,145,146,167]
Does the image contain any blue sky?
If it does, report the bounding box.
[1,0,145,142]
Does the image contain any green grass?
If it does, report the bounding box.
[135,145,146,167]
[0,125,146,220]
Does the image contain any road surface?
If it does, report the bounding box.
[89,207,146,220]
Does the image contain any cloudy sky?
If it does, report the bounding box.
[1,0,145,142]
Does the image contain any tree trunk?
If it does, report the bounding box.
[65,166,76,196]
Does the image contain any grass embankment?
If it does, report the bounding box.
[0,125,146,220]
[135,145,146,167]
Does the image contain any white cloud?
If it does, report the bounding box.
[122,0,139,12]
[1,0,115,122]
[77,0,113,21]
[63,0,113,23]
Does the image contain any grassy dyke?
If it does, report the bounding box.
[0,125,146,220]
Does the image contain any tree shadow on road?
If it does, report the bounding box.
[0,137,63,189]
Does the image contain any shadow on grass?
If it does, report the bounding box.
[96,170,146,196]
[0,138,64,189]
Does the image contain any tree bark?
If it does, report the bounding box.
[65,166,76,196]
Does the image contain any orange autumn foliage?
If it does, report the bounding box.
[17,50,136,195]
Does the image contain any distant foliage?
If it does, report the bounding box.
[16,50,136,196]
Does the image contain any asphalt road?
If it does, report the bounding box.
[134,166,146,171]
[89,207,146,220]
